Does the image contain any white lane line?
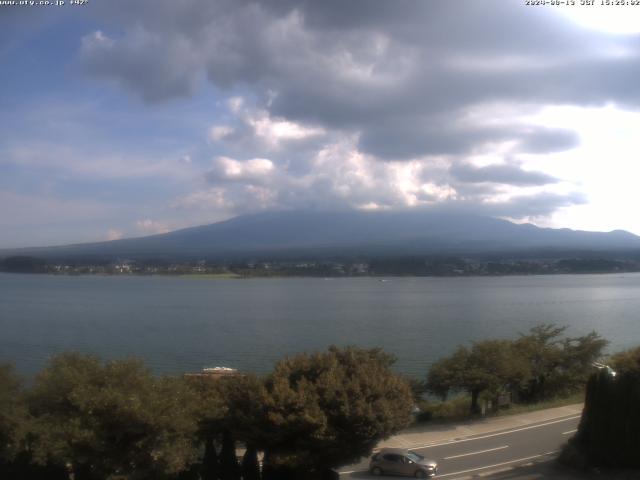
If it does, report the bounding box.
[411,415,580,450]
[444,445,508,460]
[562,429,578,435]
[436,450,558,478]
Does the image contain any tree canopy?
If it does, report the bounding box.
[0,364,28,463]
[609,345,640,376]
[262,346,414,473]
[28,353,200,480]
[427,324,608,413]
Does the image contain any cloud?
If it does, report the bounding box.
[1,143,194,181]
[209,125,234,142]
[450,162,559,186]
[135,219,170,235]
[180,136,574,220]
[81,27,201,102]
[518,127,580,154]
[75,0,640,223]
[106,229,124,241]
[485,191,588,219]
[207,157,275,184]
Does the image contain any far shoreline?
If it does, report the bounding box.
[2,270,640,280]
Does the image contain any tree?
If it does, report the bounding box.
[427,341,528,414]
[241,445,260,480]
[262,346,414,477]
[200,436,219,480]
[0,364,28,464]
[213,374,270,447]
[427,325,609,413]
[425,346,469,400]
[465,340,528,413]
[513,324,566,402]
[28,353,200,480]
[556,331,608,394]
[609,345,640,376]
[572,367,640,468]
[219,430,240,480]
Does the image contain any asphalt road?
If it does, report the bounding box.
[339,413,581,479]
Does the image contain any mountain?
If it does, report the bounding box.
[3,210,640,261]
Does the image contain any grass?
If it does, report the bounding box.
[414,391,584,424]
[494,391,584,417]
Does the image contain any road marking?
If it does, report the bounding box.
[436,450,558,478]
[443,445,509,460]
[338,414,579,476]
[410,415,580,450]
[562,429,577,435]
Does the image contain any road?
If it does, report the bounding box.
[339,413,580,479]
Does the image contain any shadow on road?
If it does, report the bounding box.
[471,461,639,480]
[342,461,640,479]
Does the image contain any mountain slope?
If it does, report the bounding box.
[3,210,640,260]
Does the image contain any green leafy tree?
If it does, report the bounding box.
[263,346,414,477]
[214,374,270,447]
[556,331,608,394]
[427,341,528,414]
[515,325,607,401]
[28,353,200,480]
[425,346,469,401]
[190,373,267,479]
[428,325,608,413]
[0,364,28,464]
[513,324,566,402]
[610,345,640,375]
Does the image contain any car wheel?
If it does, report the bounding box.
[415,470,427,478]
[371,466,383,476]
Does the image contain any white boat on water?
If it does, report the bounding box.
[202,366,237,374]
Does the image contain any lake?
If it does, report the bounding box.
[1,273,639,378]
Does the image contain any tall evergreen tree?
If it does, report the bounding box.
[201,436,219,480]
[241,444,260,480]
[219,430,240,480]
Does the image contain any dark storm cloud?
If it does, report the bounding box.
[81,0,640,125]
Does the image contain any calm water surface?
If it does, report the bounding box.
[1,273,639,378]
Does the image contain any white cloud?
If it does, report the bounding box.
[106,229,124,241]
[172,188,231,211]
[209,125,234,142]
[248,112,325,146]
[135,218,170,234]
[81,30,114,51]
[214,156,275,181]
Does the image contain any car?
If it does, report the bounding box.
[369,448,437,478]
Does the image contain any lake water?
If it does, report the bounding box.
[1,273,639,379]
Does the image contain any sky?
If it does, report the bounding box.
[2,0,640,248]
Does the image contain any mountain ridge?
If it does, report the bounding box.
[2,210,640,261]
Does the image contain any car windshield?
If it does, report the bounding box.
[406,452,424,462]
